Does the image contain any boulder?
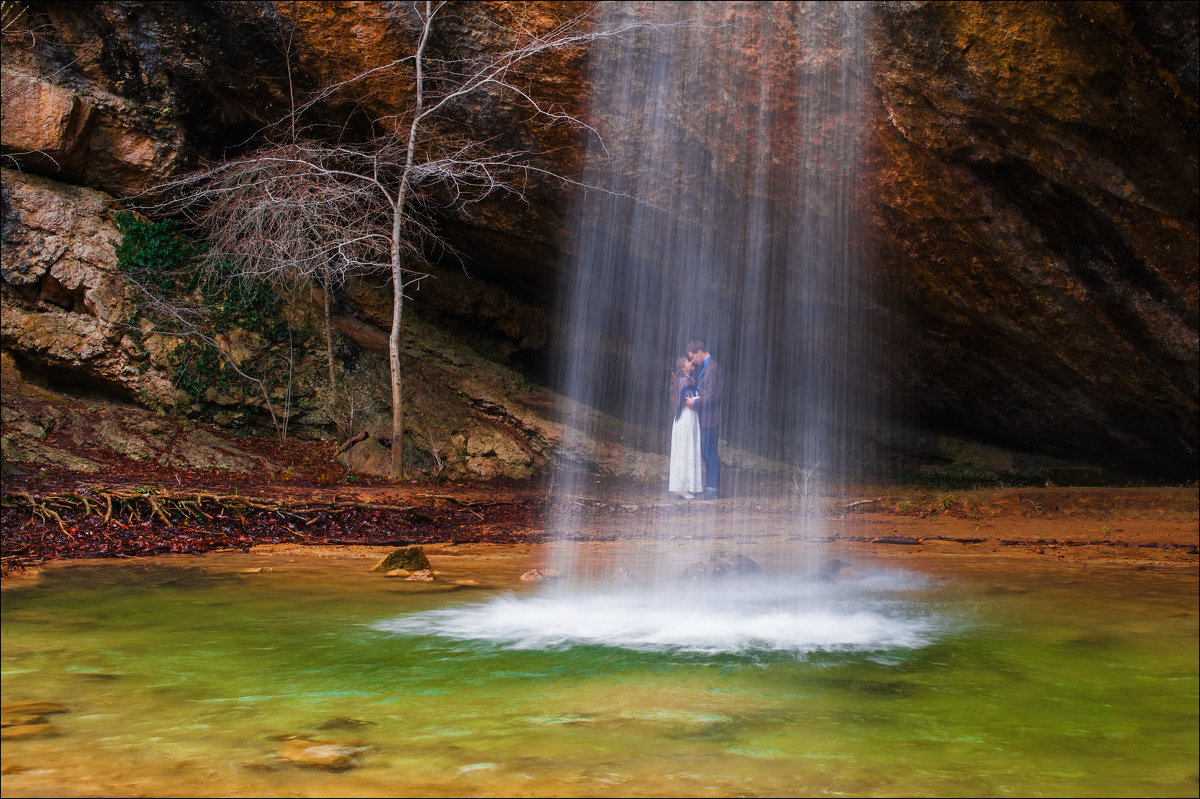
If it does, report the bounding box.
[814,559,861,582]
[372,546,431,574]
[681,551,762,581]
[335,436,393,477]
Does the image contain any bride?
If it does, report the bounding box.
[668,356,703,499]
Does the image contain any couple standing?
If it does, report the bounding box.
[668,339,721,500]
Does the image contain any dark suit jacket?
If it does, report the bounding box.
[694,357,722,429]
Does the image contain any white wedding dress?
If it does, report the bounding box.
[669,404,703,497]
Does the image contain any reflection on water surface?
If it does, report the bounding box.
[2,554,1196,798]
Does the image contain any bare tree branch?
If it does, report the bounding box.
[124,275,284,438]
[138,1,667,478]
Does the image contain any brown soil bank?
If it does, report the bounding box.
[2,462,1196,573]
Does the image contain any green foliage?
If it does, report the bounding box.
[114,212,203,294]
[199,259,282,329]
[114,211,301,429]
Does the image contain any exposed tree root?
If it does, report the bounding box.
[1,486,426,527]
[9,492,73,538]
[0,483,538,570]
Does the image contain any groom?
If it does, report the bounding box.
[684,339,722,499]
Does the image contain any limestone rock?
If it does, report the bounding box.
[1,434,102,473]
[0,371,270,475]
[93,417,158,461]
[868,1,1199,476]
[161,429,266,472]
[0,66,185,196]
[614,567,639,583]
[0,69,93,192]
[1,169,176,406]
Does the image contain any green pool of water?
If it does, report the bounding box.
[2,556,1196,797]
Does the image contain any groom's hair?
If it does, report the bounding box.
[687,339,705,354]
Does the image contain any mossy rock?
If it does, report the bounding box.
[371,546,431,574]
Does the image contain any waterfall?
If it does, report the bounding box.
[548,0,878,589]
[382,3,941,658]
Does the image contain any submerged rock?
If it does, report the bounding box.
[277,738,367,771]
[0,701,67,740]
[681,551,762,581]
[0,723,61,740]
[316,717,375,731]
[1,701,68,727]
[372,546,431,574]
[811,559,861,583]
[519,568,560,582]
[614,567,639,583]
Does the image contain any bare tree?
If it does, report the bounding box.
[171,142,393,396]
[154,1,651,479]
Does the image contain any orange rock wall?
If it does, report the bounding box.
[1,0,1196,477]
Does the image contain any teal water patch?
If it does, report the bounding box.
[2,560,1196,798]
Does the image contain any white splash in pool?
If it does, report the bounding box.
[374,572,943,654]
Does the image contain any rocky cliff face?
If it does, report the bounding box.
[1,1,1196,480]
[869,1,1198,477]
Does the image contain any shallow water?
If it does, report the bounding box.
[2,554,1196,797]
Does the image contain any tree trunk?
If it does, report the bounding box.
[387,0,432,481]
[388,254,405,480]
[388,174,409,480]
[322,271,337,397]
